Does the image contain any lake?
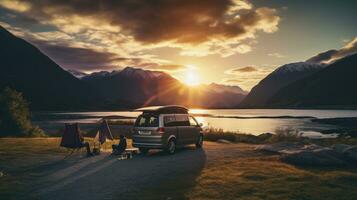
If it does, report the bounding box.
[32,109,357,138]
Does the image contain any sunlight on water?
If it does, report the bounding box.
[33,109,357,136]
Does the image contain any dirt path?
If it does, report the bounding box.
[24,142,248,200]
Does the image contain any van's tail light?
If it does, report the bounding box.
[157,127,165,134]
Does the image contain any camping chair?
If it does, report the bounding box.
[60,123,87,158]
[93,119,114,154]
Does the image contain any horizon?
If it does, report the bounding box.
[0,0,356,91]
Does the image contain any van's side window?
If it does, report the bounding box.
[175,115,190,126]
[164,116,176,127]
[189,116,198,126]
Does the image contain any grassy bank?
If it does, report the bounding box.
[203,127,357,146]
[186,144,357,200]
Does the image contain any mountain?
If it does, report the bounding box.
[239,62,325,107]
[267,53,357,108]
[0,26,102,110]
[67,69,88,79]
[83,67,246,108]
[0,25,245,109]
[208,83,247,95]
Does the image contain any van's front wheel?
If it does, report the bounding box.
[196,134,203,148]
[166,139,176,154]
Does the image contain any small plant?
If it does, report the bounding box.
[107,119,135,126]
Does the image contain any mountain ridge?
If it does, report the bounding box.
[239,62,325,107]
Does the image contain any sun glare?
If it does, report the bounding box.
[184,65,200,86]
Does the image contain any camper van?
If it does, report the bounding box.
[132,105,203,154]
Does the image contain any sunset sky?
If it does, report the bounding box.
[0,0,356,90]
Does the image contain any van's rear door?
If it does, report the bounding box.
[134,113,160,136]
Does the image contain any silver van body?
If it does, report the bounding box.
[132,106,203,154]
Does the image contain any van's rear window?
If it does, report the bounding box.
[135,114,159,127]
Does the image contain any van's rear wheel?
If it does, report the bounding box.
[196,134,203,148]
[139,148,149,154]
[166,139,176,154]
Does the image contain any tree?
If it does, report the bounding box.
[0,87,44,137]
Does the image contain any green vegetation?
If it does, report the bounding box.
[0,137,128,199]
[0,138,356,199]
[0,87,44,137]
[203,127,357,145]
[203,127,303,144]
[186,144,357,200]
[107,119,135,126]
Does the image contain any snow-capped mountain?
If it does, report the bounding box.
[268,53,357,107]
[271,62,325,75]
[119,67,165,79]
[240,62,325,107]
[67,69,88,79]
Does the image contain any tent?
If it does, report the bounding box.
[95,120,114,144]
[60,123,84,148]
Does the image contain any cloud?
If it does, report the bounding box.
[306,37,357,63]
[225,66,258,74]
[0,0,281,62]
[268,52,285,58]
[145,64,187,72]
[223,65,276,90]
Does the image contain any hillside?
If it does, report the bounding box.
[267,54,357,107]
[0,26,104,110]
[239,62,325,107]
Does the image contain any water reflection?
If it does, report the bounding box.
[32,109,357,136]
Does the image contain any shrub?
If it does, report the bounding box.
[0,87,45,137]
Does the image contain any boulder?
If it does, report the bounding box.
[343,146,357,162]
[282,149,346,167]
[332,144,351,154]
[255,142,326,154]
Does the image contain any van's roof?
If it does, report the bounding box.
[136,105,188,114]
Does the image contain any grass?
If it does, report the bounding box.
[185,146,357,200]
[123,143,357,200]
[1,138,357,199]
[1,134,357,199]
[0,137,131,199]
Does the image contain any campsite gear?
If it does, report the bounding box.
[60,123,84,148]
[95,120,114,144]
[60,123,93,157]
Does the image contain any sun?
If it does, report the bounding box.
[184,65,200,86]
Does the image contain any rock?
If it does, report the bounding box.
[255,142,325,154]
[216,139,232,144]
[332,144,352,154]
[343,146,357,162]
[255,142,303,153]
[257,133,273,140]
[282,149,346,167]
